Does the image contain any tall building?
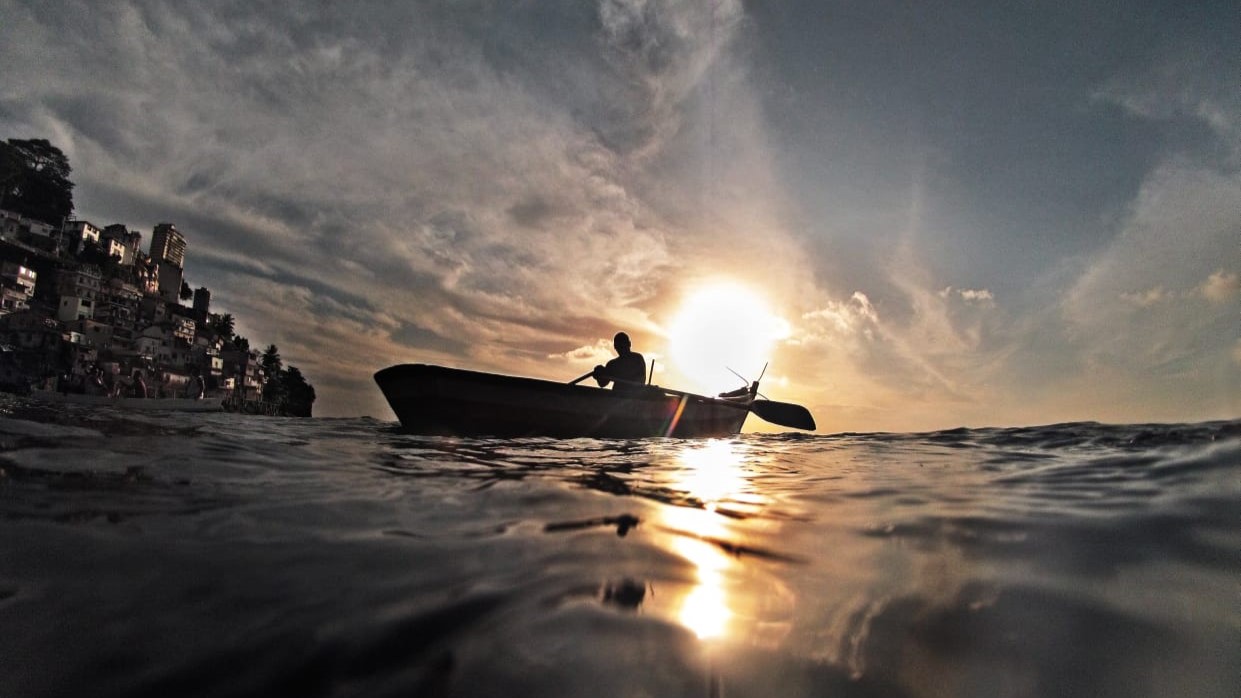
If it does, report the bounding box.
[151,223,187,303]
[157,264,184,304]
[193,286,211,319]
[150,223,186,268]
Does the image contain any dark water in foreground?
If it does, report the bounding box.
[0,400,1237,698]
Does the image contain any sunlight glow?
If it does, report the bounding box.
[660,440,766,641]
[666,282,790,393]
[675,439,751,511]
[675,539,732,639]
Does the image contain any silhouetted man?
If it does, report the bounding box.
[594,332,646,394]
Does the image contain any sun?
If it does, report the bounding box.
[665,282,789,393]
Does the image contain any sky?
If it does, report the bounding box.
[1,0,1237,431]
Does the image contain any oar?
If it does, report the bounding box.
[568,370,596,385]
[749,399,816,431]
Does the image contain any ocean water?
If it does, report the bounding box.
[0,398,1237,698]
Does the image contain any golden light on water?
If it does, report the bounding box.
[661,439,767,640]
[665,282,790,393]
[674,439,749,511]
[672,536,732,639]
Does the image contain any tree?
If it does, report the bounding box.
[77,240,121,276]
[261,344,282,375]
[0,138,74,225]
[280,366,316,417]
[260,344,285,404]
[0,145,23,199]
[179,280,193,302]
[210,313,236,341]
[76,239,105,264]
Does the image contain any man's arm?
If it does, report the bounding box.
[593,363,612,387]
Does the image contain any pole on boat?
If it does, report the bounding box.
[568,370,596,385]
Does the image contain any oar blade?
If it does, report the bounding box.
[750,399,816,431]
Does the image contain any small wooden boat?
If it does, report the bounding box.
[28,390,226,413]
[374,364,814,438]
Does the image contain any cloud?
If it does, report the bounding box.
[1061,165,1238,375]
[1115,272,1238,307]
[1094,46,1240,163]
[1119,286,1168,307]
[1,1,786,416]
[548,339,614,366]
[1200,270,1239,303]
[958,289,994,304]
[3,2,1235,427]
[790,278,1005,428]
[1056,62,1241,421]
[800,292,878,340]
[595,0,743,157]
[939,287,995,306]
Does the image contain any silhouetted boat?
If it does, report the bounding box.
[374,364,815,438]
[29,390,225,412]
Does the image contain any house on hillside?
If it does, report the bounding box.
[221,348,264,401]
[0,212,59,251]
[0,262,37,316]
[0,310,62,352]
[96,279,142,350]
[169,311,196,345]
[101,224,142,265]
[192,330,225,388]
[55,266,102,322]
[64,318,113,351]
[62,221,102,256]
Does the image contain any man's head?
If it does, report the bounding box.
[614,332,631,354]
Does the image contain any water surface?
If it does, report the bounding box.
[1,399,1237,697]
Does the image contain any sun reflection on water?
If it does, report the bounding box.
[674,439,748,511]
[661,439,767,640]
[669,534,733,639]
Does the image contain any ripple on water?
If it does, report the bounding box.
[0,407,1237,698]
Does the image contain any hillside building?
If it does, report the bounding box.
[101,225,142,265]
[55,266,102,322]
[0,262,37,316]
[63,220,102,255]
[193,286,211,319]
[150,223,186,268]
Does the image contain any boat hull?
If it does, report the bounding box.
[375,364,751,438]
[28,390,225,412]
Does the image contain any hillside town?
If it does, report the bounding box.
[0,138,315,416]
